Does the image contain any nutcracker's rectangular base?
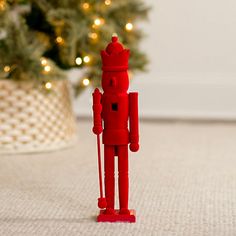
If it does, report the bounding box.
[97,209,136,223]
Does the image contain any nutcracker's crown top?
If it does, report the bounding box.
[101,35,130,72]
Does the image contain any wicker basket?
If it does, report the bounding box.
[0,79,77,154]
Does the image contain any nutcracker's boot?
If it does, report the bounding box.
[104,145,115,214]
[118,145,130,215]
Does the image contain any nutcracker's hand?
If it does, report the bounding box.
[129,143,139,152]
[92,126,103,135]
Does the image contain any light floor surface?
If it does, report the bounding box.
[0,120,236,236]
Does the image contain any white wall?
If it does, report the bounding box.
[75,0,236,120]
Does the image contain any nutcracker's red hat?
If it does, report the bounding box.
[101,34,130,72]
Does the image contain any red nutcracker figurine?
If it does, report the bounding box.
[92,34,139,223]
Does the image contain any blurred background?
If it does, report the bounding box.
[77,0,236,120]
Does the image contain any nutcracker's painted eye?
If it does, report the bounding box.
[111,103,118,111]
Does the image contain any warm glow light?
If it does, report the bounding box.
[41,58,47,66]
[94,18,101,26]
[3,65,10,72]
[83,56,90,63]
[94,18,104,26]
[88,32,98,40]
[56,36,64,44]
[82,2,90,10]
[0,0,6,11]
[75,57,83,65]
[92,18,104,29]
[44,65,51,72]
[45,82,52,89]
[125,22,133,31]
[104,0,111,6]
[82,78,90,86]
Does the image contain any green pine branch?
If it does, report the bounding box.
[0,0,149,96]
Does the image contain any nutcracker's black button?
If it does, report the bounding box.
[111,103,118,111]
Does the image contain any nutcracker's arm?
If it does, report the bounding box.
[92,88,103,135]
[129,92,139,152]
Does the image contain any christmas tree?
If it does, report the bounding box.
[0,0,149,95]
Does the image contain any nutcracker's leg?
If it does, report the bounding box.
[104,145,115,214]
[118,145,130,215]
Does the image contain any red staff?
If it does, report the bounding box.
[92,88,107,209]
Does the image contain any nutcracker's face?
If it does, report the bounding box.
[102,71,129,94]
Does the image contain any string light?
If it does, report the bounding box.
[41,58,51,73]
[40,58,47,66]
[125,22,133,31]
[82,2,90,10]
[45,82,52,90]
[93,18,104,28]
[82,78,90,86]
[83,56,90,63]
[44,65,51,72]
[55,36,64,44]
[75,57,83,65]
[88,32,98,40]
[3,65,10,72]
[94,18,102,26]
[0,0,6,11]
[104,0,111,6]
